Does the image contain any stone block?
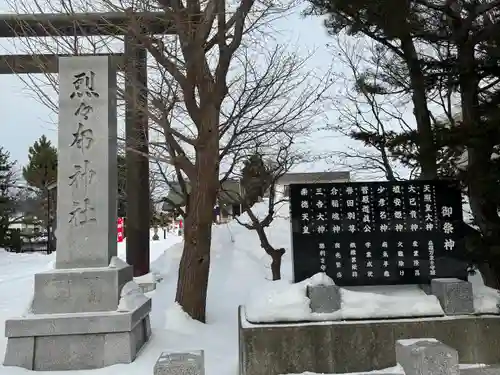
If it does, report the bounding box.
[32,261,132,314]
[3,337,34,369]
[5,297,151,337]
[34,334,105,370]
[28,319,148,371]
[395,339,459,375]
[431,278,474,315]
[3,298,151,370]
[134,272,159,294]
[154,350,205,375]
[461,366,500,375]
[103,332,134,365]
[144,315,152,340]
[306,284,341,313]
[138,282,156,293]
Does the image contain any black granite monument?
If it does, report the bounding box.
[290,180,467,286]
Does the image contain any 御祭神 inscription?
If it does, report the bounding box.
[67,70,101,226]
[291,180,466,286]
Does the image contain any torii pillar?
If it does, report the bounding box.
[125,30,150,277]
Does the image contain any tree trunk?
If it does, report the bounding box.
[254,224,285,280]
[175,204,213,322]
[478,262,500,289]
[459,41,500,287]
[381,146,396,181]
[270,248,286,281]
[175,113,219,323]
[401,37,437,180]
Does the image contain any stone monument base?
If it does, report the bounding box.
[31,261,133,314]
[239,306,500,375]
[4,299,151,370]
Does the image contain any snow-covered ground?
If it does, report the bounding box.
[245,269,500,323]
[0,201,498,375]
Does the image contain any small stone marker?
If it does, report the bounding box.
[431,278,474,315]
[154,350,205,375]
[306,284,341,313]
[395,338,459,375]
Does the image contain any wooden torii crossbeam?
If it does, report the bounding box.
[0,11,161,276]
[0,53,125,74]
[0,11,170,37]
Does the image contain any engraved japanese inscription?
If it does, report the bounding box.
[291,180,465,286]
[56,56,118,269]
[68,71,99,227]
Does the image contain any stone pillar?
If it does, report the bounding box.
[125,32,150,277]
[3,56,151,371]
[56,55,118,269]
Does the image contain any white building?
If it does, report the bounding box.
[8,212,43,235]
[275,171,351,198]
[8,197,45,235]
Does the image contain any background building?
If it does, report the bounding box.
[276,171,351,197]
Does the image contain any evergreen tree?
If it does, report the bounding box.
[305,0,500,285]
[0,148,18,249]
[22,139,128,221]
[22,136,58,231]
[241,153,272,208]
[23,135,57,190]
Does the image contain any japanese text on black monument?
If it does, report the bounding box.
[291,181,464,286]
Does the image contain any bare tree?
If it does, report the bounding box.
[233,137,300,280]
[139,18,331,321]
[149,42,329,215]
[7,0,329,321]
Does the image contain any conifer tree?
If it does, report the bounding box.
[0,148,18,249]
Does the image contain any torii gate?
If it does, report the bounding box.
[0,11,167,276]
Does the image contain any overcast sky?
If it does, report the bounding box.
[0,3,352,175]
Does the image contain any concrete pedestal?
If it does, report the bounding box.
[239,306,500,375]
[3,258,152,371]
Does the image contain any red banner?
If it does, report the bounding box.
[117,218,124,243]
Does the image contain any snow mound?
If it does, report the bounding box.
[164,302,205,335]
[245,273,445,323]
[117,281,149,312]
[472,284,500,313]
[245,273,337,322]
